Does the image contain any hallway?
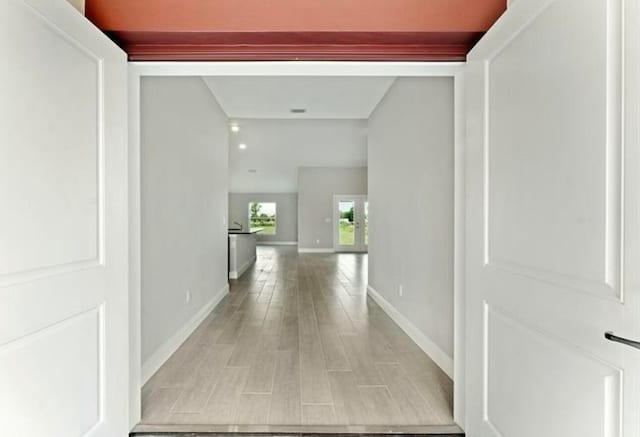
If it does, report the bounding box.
[139,246,454,430]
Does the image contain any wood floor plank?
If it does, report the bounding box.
[141,246,454,428]
[296,286,333,404]
[339,334,383,385]
[227,325,261,366]
[202,366,249,424]
[151,342,207,388]
[198,312,236,346]
[277,314,299,351]
[268,350,302,425]
[299,339,333,404]
[352,319,398,363]
[297,290,318,341]
[141,381,156,405]
[310,291,333,326]
[326,371,366,425]
[244,335,278,394]
[397,352,454,424]
[167,412,204,424]
[235,393,272,424]
[215,311,244,344]
[318,324,351,371]
[359,385,403,426]
[302,404,337,425]
[239,300,270,327]
[172,344,234,413]
[376,362,440,424]
[142,387,182,423]
[370,314,426,355]
[325,304,358,334]
[262,303,283,337]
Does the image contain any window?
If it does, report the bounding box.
[248,202,276,235]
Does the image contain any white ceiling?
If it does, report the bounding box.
[203,76,395,119]
[227,119,367,193]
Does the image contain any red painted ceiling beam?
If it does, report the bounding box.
[86,0,506,61]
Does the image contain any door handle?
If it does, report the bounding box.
[604,331,640,350]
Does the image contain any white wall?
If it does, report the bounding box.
[367,77,454,366]
[228,193,298,244]
[141,77,229,366]
[297,167,367,250]
[227,119,367,193]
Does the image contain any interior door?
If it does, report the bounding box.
[0,1,129,436]
[334,195,368,252]
[465,0,639,436]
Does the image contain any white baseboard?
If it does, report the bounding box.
[229,255,256,279]
[257,241,298,246]
[141,283,229,384]
[367,284,453,379]
[298,248,335,253]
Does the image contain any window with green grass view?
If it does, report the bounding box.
[248,202,276,235]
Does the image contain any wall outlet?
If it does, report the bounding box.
[185,289,191,303]
[398,284,403,297]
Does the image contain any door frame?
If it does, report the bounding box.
[333,194,368,252]
[127,61,467,429]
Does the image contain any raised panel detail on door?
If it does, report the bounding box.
[484,0,622,300]
[483,303,621,437]
[465,0,639,435]
[0,0,128,435]
[0,307,103,436]
[0,0,103,282]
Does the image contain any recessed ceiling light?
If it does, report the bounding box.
[230,123,240,133]
[290,108,307,114]
[238,143,247,150]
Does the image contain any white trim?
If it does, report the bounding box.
[367,284,454,379]
[298,248,335,253]
[453,68,466,428]
[127,65,142,429]
[141,283,229,384]
[228,255,256,279]
[128,61,466,430]
[256,241,298,246]
[130,61,464,77]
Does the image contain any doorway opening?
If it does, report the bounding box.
[129,63,465,434]
[334,195,368,252]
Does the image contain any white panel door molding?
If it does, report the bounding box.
[465,0,639,436]
[0,0,129,436]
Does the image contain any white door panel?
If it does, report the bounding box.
[465,0,639,436]
[0,0,128,436]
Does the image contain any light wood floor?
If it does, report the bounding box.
[141,246,454,427]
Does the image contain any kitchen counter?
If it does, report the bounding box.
[228,229,262,279]
[228,227,264,235]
